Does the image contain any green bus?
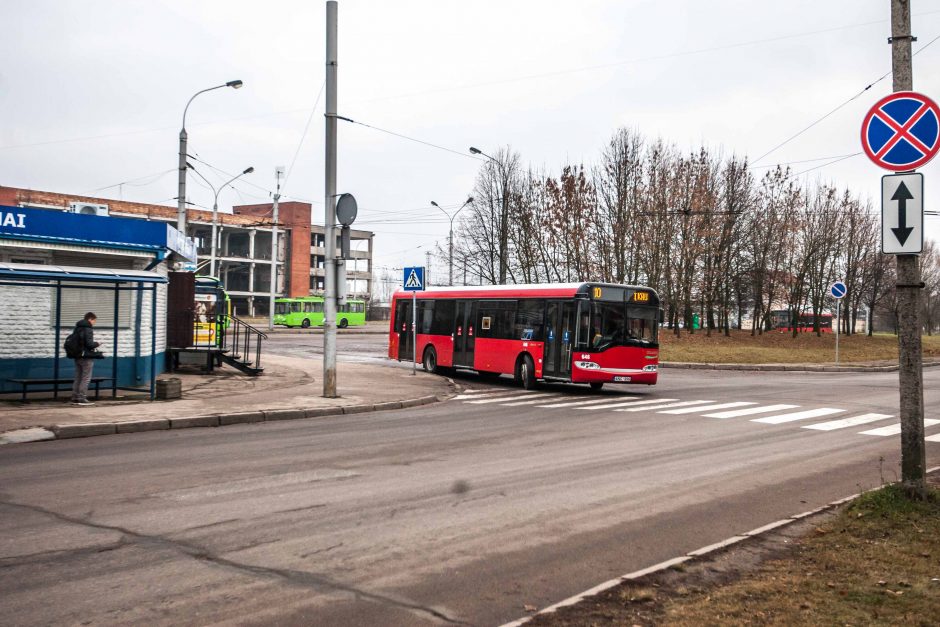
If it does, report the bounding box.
[273,296,366,329]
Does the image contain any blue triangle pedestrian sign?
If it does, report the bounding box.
[403,266,425,291]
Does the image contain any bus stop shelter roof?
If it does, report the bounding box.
[0,262,167,284]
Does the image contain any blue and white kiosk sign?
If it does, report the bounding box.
[861,91,940,171]
[402,266,425,375]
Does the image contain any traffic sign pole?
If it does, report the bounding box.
[890,0,926,497]
[402,266,426,376]
[830,281,847,365]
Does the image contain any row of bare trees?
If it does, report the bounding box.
[448,128,940,336]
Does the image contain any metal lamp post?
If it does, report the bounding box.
[469,146,509,284]
[430,197,473,286]
[177,80,243,235]
[187,164,254,277]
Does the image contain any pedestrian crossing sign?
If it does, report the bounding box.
[403,266,425,291]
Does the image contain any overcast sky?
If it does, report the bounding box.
[2,0,940,285]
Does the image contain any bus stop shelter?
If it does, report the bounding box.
[0,263,167,400]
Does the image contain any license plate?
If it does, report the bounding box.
[613,376,631,382]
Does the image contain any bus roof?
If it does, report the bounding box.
[392,282,657,300]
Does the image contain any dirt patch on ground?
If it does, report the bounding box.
[530,478,940,626]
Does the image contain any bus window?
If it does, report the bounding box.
[303,301,314,313]
[431,300,455,334]
[587,301,626,350]
[626,306,658,345]
[314,301,324,313]
[275,302,288,315]
[290,302,302,313]
[514,299,544,341]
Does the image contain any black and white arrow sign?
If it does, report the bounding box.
[881,173,923,255]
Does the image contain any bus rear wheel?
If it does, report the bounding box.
[589,382,604,391]
[301,318,310,328]
[338,318,349,329]
[517,355,536,390]
[422,347,438,374]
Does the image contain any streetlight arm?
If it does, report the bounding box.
[181,80,244,130]
[217,167,253,204]
[187,163,217,198]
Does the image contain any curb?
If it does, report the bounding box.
[498,466,940,627]
[3,393,448,445]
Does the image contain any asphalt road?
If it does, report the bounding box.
[2,334,938,626]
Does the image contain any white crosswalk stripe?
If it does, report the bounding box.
[535,397,628,409]
[751,408,844,425]
[659,401,756,415]
[500,394,565,406]
[617,400,713,412]
[453,390,521,401]
[704,404,799,419]
[467,393,547,404]
[581,398,645,411]
[802,414,893,431]
[859,419,940,437]
[926,433,940,443]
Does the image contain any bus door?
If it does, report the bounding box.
[453,300,476,368]
[543,301,575,378]
[395,299,413,361]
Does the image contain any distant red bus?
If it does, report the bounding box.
[389,283,662,390]
[770,310,834,333]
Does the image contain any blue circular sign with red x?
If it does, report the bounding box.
[861,91,940,171]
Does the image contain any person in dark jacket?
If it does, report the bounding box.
[71,312,100,406]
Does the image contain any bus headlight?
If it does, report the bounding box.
[642,364,658,372]
[575,361,600,370]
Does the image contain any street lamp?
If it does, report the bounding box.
[469,146,509,284]
[177,80,244,236]
[431,197,473,286]
[187,164,254,277]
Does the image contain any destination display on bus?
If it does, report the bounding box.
[389,282,662,390]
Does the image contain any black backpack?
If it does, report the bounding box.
[64,330,83,359]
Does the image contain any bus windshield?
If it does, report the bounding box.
[588,302,658,350]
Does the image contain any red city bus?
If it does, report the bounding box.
[388,282,662,390]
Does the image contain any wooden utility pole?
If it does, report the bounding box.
[890,0,926,496]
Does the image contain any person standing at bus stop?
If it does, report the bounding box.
[66,312,100,406]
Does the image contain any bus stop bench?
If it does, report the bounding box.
[7,377,114,402]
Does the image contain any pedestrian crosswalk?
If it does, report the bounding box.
[453,387,940,441]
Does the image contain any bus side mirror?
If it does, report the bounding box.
[659,309,665,324]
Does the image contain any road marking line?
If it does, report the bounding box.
[704,404,799,419]
[608,398,680,410]
[659,401,756,415]
[453,390,523,401]
[802,413,893,431]
[618,400,713,412]
[581,398,644,410]
[500,394,565,406]
[751,408,844,424]
[859,418,940,437]
[467,393,548,404]
[926,433,940,442]
[535,398,627,409]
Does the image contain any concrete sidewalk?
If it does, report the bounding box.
[0,354,454,442]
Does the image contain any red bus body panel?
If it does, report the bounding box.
[568,346,659,385]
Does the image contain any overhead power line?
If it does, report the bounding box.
[752,32,940,165]
[336,115,481,161]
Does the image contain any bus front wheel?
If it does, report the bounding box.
[518,355,536,390]
[589,382,604,391]
[301,318,310,328]
[339,318,349,329]
[423,347,438,374]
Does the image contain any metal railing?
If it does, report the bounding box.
[218,313,268,372]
